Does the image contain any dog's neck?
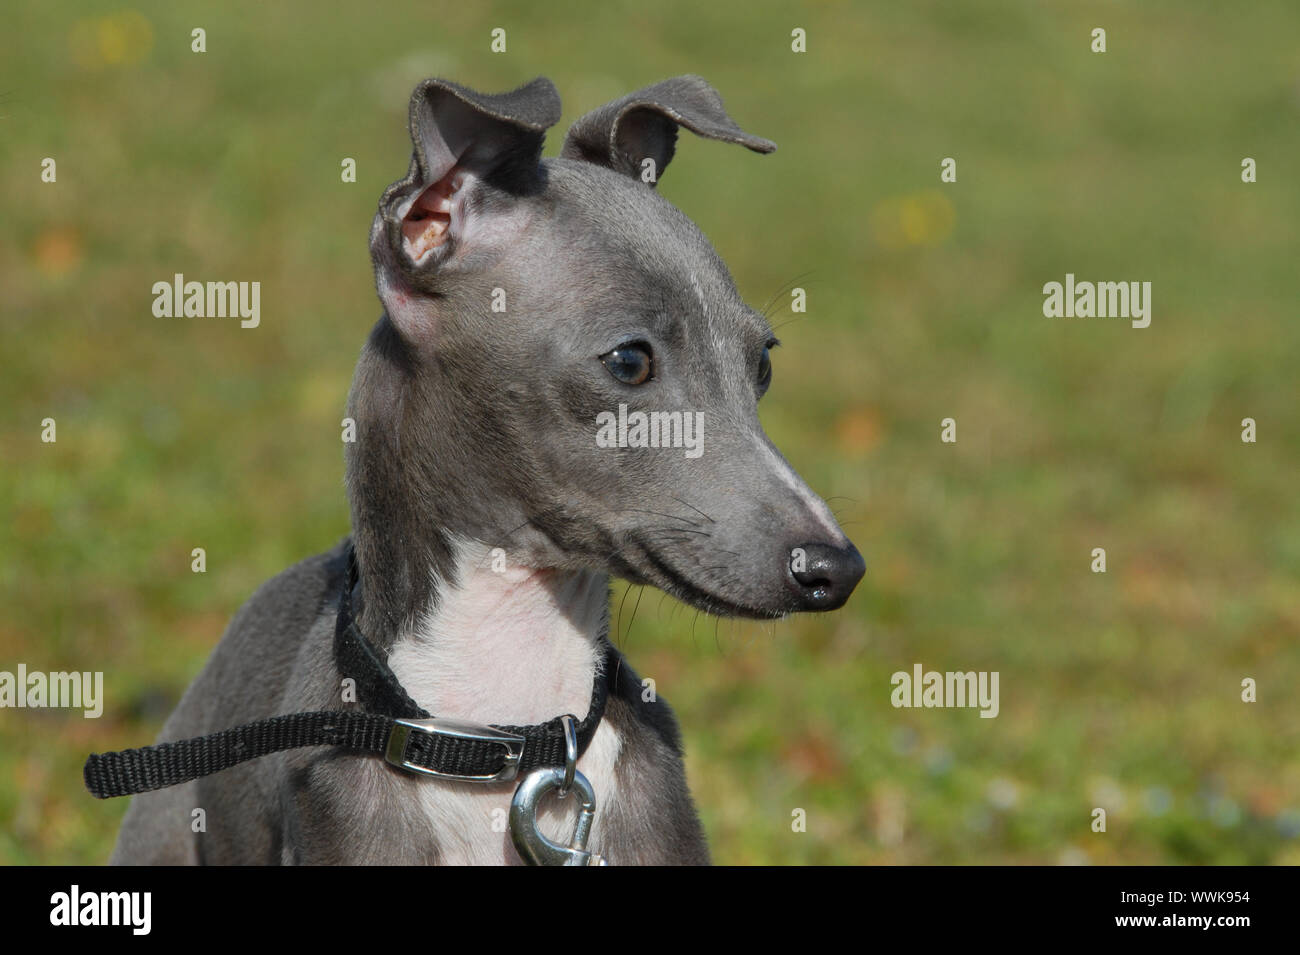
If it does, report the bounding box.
[344,319,610,720]
[383,539,610,724]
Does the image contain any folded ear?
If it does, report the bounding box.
[560,75,775,186]
[376,77,561,271]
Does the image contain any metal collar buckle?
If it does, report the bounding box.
[384,717,525,783]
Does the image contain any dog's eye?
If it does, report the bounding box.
[757,340,777,395]
[601,342,654,386]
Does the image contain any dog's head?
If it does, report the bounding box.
[349,76,862,624]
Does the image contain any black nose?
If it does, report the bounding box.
[788,541,865,611]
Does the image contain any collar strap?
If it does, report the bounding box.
[84,543,615,799]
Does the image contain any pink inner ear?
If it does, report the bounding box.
[401,170,466,263]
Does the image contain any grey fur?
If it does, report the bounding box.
[110,76,862,865]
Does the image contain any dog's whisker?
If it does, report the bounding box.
[758,269,816,320]
[620,507,703,528]
[644,528,713,540]
[670,497,717,524]
[769,315,808,333]
[624,585,646,644]
[615,581,636,649]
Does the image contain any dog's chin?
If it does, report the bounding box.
[613,547,790,621]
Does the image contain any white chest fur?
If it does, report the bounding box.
[385,542,622,864]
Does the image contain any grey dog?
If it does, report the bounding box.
[107,75,864,865]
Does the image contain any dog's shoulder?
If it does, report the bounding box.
[168,541,350,734]
[598,648,711,863]
[227,539,350,639]
[604,648,686,756]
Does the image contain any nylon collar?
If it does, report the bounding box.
[84,542,615,799]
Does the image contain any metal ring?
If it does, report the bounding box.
[558,714,578,797]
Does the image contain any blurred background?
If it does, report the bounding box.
[3,0,1298,864]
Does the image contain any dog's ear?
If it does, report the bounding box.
[560,75,775,186]
[376,77,561,274]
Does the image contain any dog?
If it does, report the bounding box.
[103,75,865,865]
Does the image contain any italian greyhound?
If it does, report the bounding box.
[105,75,865,865]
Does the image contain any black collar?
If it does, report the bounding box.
[84,542,615,799]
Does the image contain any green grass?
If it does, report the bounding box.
[2,0,1298,864]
